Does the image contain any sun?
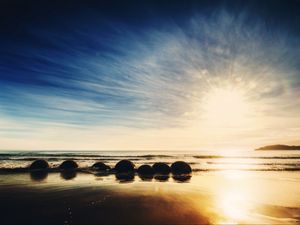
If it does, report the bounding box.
[202,87,250,127]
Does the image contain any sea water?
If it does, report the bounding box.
[0,150,299,171]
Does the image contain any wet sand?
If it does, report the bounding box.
[0,171,299,225]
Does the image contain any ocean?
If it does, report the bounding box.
[0,150,299,172]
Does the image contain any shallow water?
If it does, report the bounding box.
[0,171,299,224]
[0,150,300,171]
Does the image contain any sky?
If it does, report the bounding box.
[0,0,300,151]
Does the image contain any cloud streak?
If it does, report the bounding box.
[0,6,300,150]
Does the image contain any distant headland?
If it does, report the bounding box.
[256,144,300,151]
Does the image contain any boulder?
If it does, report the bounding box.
[92,162,110,171]
[137,165,155,175]
[114,160,135,173]
[59,160,78,170]
[29,159,49,170]
[171,161,192,175]
[152,162,170,174]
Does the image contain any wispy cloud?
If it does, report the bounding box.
[0,8,299,150]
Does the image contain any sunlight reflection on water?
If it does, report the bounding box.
[0,170,300,224]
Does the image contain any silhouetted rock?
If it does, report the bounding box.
[30,171,48,181]
[59,160,78,170]
[172,175,192,183]
[171,161,192,175]
[60,171,77,180]
[137,165,155,175]
[137,165,154,181]
[256,144,300,150]
[152,162,171,174]
[29,159,49,170]
[115,160,135,173]
[92,162,110,171]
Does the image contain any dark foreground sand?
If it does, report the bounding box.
[0,171,299,225]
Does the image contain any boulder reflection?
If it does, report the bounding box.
[30,170,48,181]
[172,175,192,183]
[115,172,135,183]
[60,170,77,180]
[138,174,154,181]
[154,175,169,182]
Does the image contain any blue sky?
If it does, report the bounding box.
[0,0,300,150]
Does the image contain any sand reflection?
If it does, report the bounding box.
[210,170,255,224]
[0,170,299,224]
[218,190,250,224]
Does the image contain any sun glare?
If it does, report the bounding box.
[202,87,250,127]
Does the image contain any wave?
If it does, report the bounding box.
[0,167,299,174]
[193,155,300,159]
[2,153,300,160]
[5,157,149,161]
[0,153,175,159]
[206,162,300,166]
[193,168,300,172]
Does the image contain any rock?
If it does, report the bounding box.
[171,161,192,175]
[92,162,110,171]
[152,162,171,174]
[137,165,155,175]
[114,160,135,173]
[29,159,49,170]
[59,160,78,170]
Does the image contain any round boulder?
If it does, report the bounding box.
[59,160,78,170]
[115,160,135,173]
[92,162,110,171]
[171,161,192,175]
[137,165,155,175]
[152,162,171,175]
[30,159,49,170]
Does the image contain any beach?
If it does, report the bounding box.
[0,169,299,225]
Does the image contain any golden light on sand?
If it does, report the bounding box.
[220,191,248,222]
[202,87,250,127]
[216,171,254,224]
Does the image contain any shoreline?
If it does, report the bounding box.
[0,171,299,224]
